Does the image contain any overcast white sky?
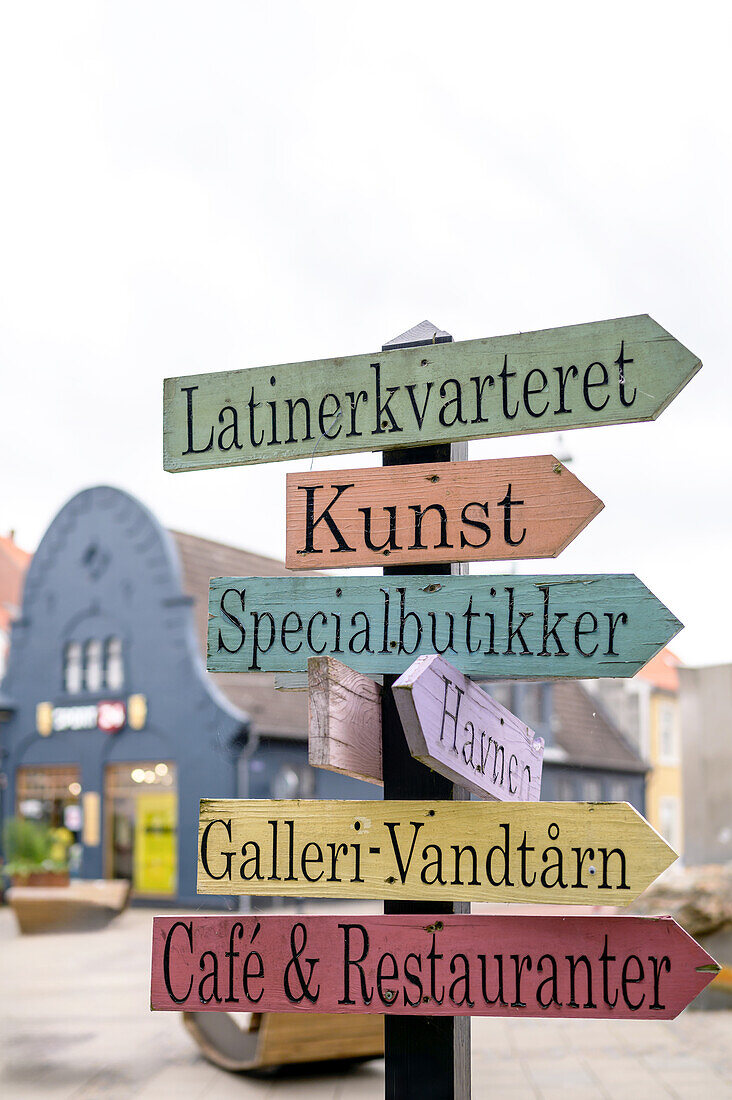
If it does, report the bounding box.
[1,2,730,666]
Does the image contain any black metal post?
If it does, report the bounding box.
[380,322,471,1100]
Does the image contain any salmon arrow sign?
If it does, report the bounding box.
[151,913,718,1019]
[207,574,682,678]
[163,314,700,471]
[285,455,603,570]
[196,798,676,904]
[393,654,544,800]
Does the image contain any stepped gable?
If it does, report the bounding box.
[170,530,307,739]
[553,680,647,773]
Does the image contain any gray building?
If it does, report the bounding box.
[486,680,647,809]
[0,486,370,906]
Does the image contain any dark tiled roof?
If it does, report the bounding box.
[552,680,646,773]
[170,530,308,740]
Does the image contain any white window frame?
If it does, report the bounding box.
[658,700,680,765]
[659,795,680,852]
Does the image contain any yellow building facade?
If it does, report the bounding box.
[637,650,683,858]
[586,648,684,859]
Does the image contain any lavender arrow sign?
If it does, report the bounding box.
[393,654,544,800]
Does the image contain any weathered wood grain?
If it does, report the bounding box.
[182,1009,384,1071]
[197,799,676,904]
[207,574,682,678]
[286,455,603,569]
[163,315,701,471]
[276,671,383,691]
[393,654,543,800]
[274,673,309,691]
[308,656,382,785]
[151,913,718,1018]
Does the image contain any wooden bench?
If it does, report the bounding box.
[7,879,130,934]
[183,1010,384,1073]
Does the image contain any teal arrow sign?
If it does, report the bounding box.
[164,315,701,471]
[207,575,681,678]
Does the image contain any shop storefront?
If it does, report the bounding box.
[0,487,245,905]
[16,765,81,832]
[105,762,177,897]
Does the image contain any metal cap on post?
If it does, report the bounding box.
[381,322,471,1100]
[382,319,453,350]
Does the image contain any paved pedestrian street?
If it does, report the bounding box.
[1,905,730,1099]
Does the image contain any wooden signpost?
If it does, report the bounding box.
[159,315,706,1099]
[207,573,682,678]
[285,455,603,569]
[163,315,700,472]
[151,913,719,1019]
[197,798,676,905]
[393,654,544,800]
[377,328,472,1099]
[308,656,382,786]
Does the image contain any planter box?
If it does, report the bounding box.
[11,870,70,888]
[7,879,130,934]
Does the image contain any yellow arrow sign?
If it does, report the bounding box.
[197,799,676,905]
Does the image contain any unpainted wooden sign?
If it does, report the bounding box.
[286,456,603,569]
[197,798,676,904]
[151,913,718,1018]
[308,656,382,786]
[207,574,682,678]
[393,654,543,800]
[163,315,700,472]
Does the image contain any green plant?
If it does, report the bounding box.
[1,816,68,877]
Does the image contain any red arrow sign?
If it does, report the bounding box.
[393,654,544,799]
[151,914,718,1020]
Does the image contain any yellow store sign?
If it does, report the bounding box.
[134,792,177,896]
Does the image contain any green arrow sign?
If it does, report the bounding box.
[163,315,700,471]
[207,574,681,678]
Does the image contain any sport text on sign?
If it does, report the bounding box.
[208,574,681,678]
[150,914,718,1019]
[286,456,603,569]
[197,799,676,904]
[163,315,701,471]
[393,654,543,801]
